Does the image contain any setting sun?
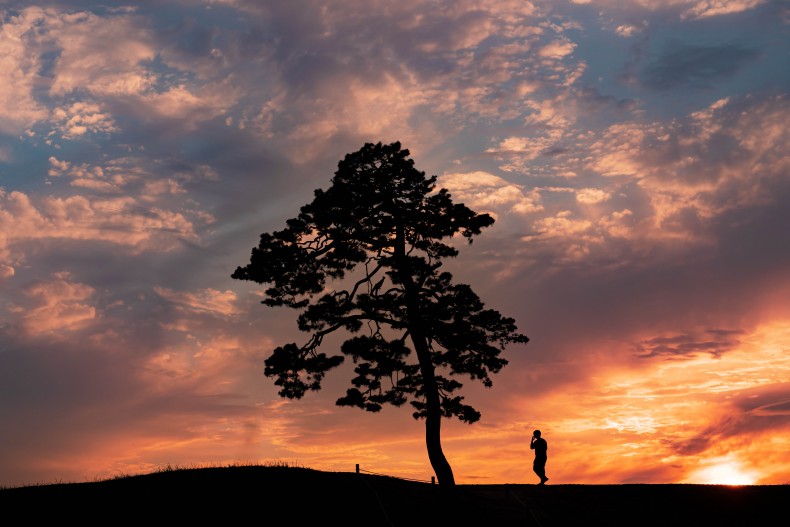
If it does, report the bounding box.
[687,458,760,486]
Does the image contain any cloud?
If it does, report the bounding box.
[576,188,611,204]
[586,123,652,177]
[0,264,14,283]
[227,0,589,163]
[0,190,202,259]
[17,271,97,334]
[51,102,118,139]
[438,171,543,215]
[633,328,745,359]
[154,287,240,318]
[539,39,576,59]
[615,22,646,37]
[532,210,593,238]
[641,42,760,90]
[134,85,233,130]
[584,94,789,241]
[681,0,767,19]
[0,7,51,133]
[47,10,156,97]
[508,321,790,482]
[670,381,790,458]
[2,5,237,145]
[565,0,768,19]
[487,133,567,163]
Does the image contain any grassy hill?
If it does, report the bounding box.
[1,465,785,526]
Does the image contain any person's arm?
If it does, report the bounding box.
[530,437,536,449]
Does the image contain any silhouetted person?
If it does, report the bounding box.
[530,429,548,485]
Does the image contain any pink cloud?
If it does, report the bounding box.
[154,287,241,318]
[47,10,157,97]
[19,271,96,334]
[0,7,50,133]
[0,190,201,257]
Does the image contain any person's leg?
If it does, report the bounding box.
[538,461,548,484]
[533,460,546,484]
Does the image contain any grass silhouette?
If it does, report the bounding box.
[1,463,786,525]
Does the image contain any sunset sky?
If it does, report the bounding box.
[1,0,789,489]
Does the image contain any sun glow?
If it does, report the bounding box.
[687,458,759,485]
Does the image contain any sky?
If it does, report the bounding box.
[1,0,788,489]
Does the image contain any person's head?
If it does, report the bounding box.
[533,430,541,438]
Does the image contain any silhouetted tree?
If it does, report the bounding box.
[232,142,528,486]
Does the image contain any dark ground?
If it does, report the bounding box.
[1,465,785,526]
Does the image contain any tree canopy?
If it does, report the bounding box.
[232,141,529,485]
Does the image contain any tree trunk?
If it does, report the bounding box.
[395,220,456,487]
[411,322,456,487]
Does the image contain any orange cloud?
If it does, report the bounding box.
[18,271,96,334]
[497,320,790,484]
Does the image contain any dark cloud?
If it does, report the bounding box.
[666,428,717,456]
[733,384,790,416]
[633,329,744,359]
[668,384,790,458]
[641,42,761,90]
[576,85,639,115]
